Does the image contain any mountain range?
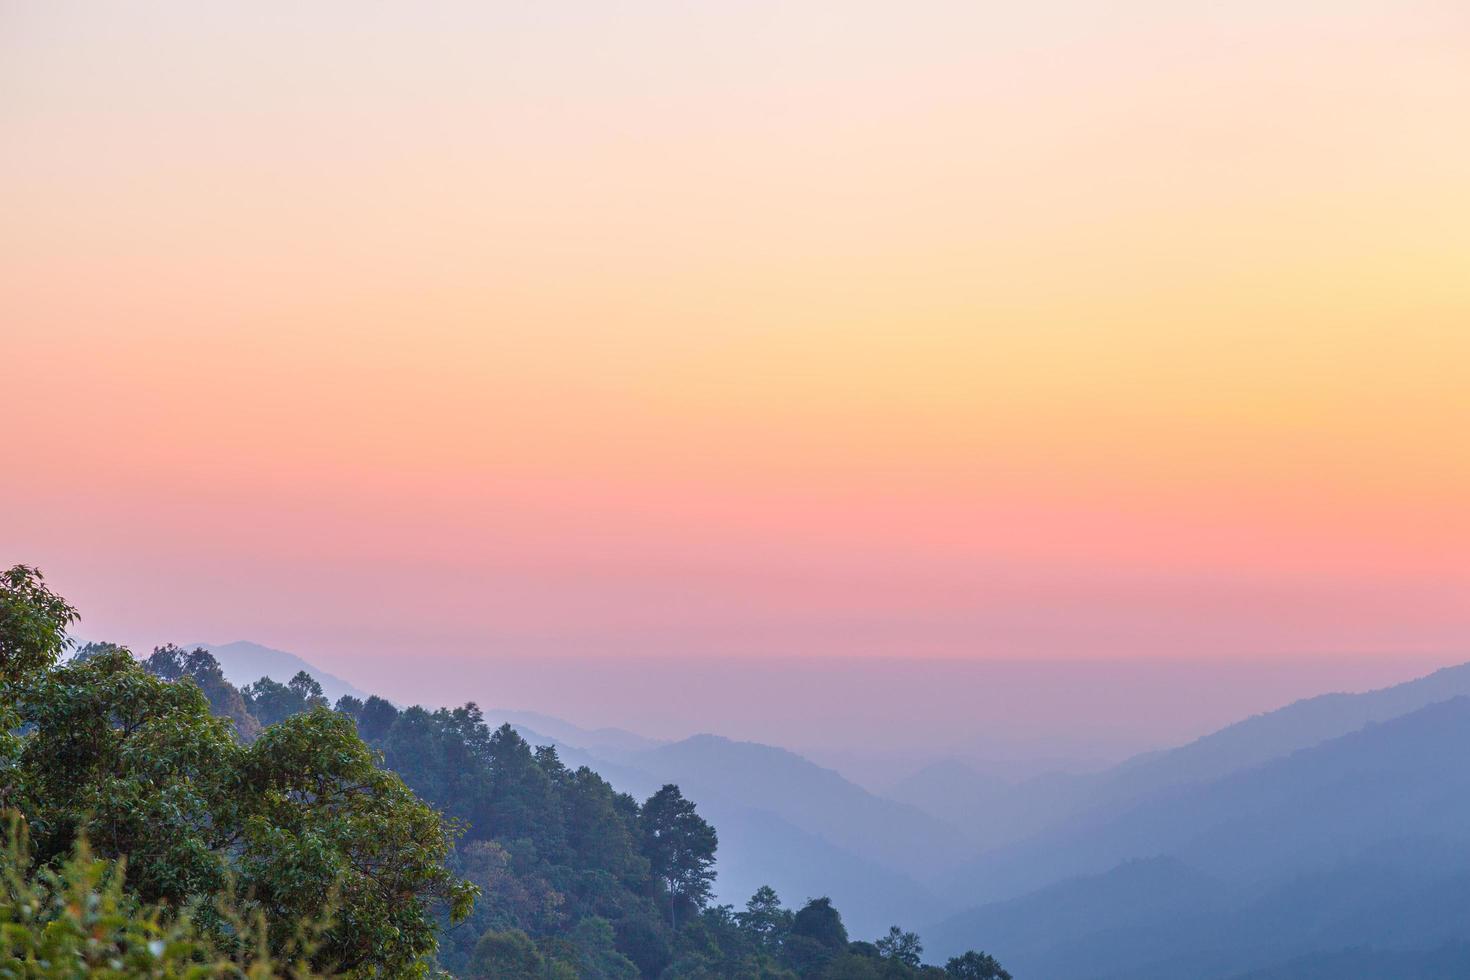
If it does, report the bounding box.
[203,643,957,937]
[924,669,1470,977]
[201,640,1470,975]
[194,640,372,705]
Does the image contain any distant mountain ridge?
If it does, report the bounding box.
[900,657,1470,869]
[928,695,1470,976]
[480,708,665,758]
[627,734,971,879]
[189,638,1470,965]
[188,641,962,937]
[1104,659,1470,800]
[192,641,372,706]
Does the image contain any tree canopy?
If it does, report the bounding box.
[0,565,472,977]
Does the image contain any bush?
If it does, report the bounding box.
[0,816,323,978]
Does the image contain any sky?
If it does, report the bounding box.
[3,2,1469,743]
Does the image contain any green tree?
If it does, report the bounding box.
[13,649,476,974]
[13,647,241,905]
[640,785,717,930]
[875,926,923,967]
[145,645,260,740]
[468,928,545,979]
[0,819,325,979]
[142,643,186,680]
[738,885,792,950]
[612,916,672,979]
[789,897,846,950]
[0,565,76,686]
[354,696,399,742]
[232,707,476,974]
[241,672,327,728]
[816,953,882,979]
[334,695,364,717]
[287,671,328,709]
[564,915,639,979]
[484,724,565,857]
[783,897,848,976]
[944,950,1012,980]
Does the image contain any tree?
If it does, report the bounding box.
[146,643,261,740]
[142,643,186,680]
[613,916,672,979]
[287,670,328,708]
[483,724,565,858]
[876,926,923,967]
[7,592,474,978]
[945,950,1012,980]
[560,766,644,882]
[782,897,849,976]
[790,897,847,950]
[738,884,793,950]
[453,838,565,935]
[469,928,546,979]
[817,952,882,979]
[233,707,476,973]
[565,915,640,979]
[0,818,325,979]
[241,672,326,727]
[640,784,717,929]
[355,694,400,742]
[0,565,76,686]
[13,646,242,905]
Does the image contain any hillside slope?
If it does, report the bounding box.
[929,698,1470,974]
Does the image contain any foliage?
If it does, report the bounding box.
[876,926,924,967]
[0,568,473,977]
[737,886,791,951]
[11,648,241,906]
[554,916,638,979]
[466,928,561,979]
[0,817,323,978]
[231,708,476,975]
[339,703,662,975]
[639,785,717,931]
[241,673,328,728]
[0,567,78,814]
[143,646,260,741]
[330,695,1010,979]
[0,566,76,687]
[943,951,1013,980]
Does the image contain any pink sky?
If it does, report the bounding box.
[3,2,1468,712]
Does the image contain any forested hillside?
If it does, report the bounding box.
[0,566,1007,978]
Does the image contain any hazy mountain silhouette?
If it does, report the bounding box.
[480,708,664,758]
[927,857,1230,975]
[933,854,1470,978]
[1102,659,1470,800]
[929,697,1470,976]
[627,734,972,879]
[1222,942,1470,980]
[193,644,954,937]
[504,727,950,936]
[194,640,371,705]
[187,640,1470,966]
[888,758,1097,848]
[916,658,1470,874]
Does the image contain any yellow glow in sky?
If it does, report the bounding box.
[3,1,1468,661]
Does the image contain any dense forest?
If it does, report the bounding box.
[0,566,1007,979]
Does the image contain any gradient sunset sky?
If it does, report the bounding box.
[4,1,1468,682]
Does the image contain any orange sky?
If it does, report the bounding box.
[3,1,1468,666]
